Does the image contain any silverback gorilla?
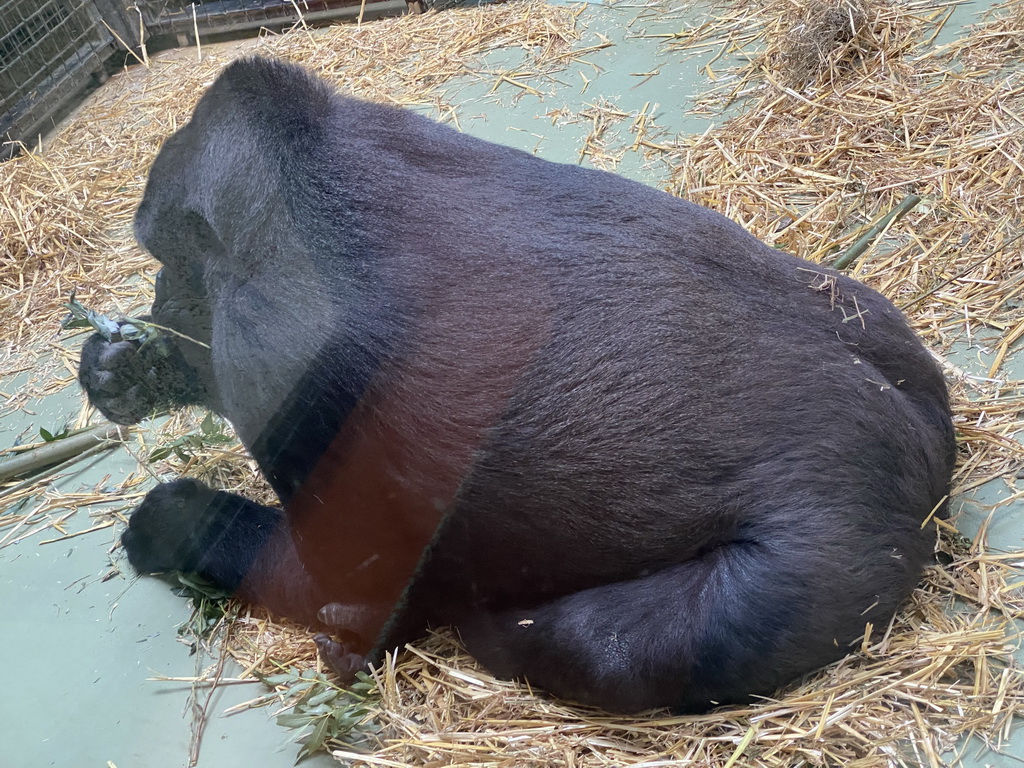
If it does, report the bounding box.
[79,57,955,713]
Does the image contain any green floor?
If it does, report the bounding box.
[2,0,1021,766]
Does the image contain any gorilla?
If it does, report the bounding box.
[79,56,955,713]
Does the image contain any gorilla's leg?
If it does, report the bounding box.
[122,478,395,669]
[458,536,904,713]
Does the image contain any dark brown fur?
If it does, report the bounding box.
[79,57,955,713]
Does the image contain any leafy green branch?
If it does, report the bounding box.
[256,667,381,762]
[61,291,162,345]
[148,412,233,463]
[173,572,234,642]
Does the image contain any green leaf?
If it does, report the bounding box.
[60,292,159,344]
[305,687,340,707]
[118,322,143,341]
[61,316,95,330]
[89,311,121,341]
[258,664,381,762]
[62,295,90,321]
[300,704,334,718]
[301,716,332,758]
[175,572,232,600]
[259,673,296,687]
[331,711,363,728]
[348,673,376,697]
[285,681,316,698]
[276,713,315,729]
[39,425,70,442]
[200,412,218,436]
[148,446,172,462]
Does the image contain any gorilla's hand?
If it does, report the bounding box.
[122,478,219,575]
[79,327,205,425]
[313,633,368,682]
[122,478,282,592]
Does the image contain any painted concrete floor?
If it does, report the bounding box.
[2,0,1022,766]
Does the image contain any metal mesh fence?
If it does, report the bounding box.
[1,0,415,159]
[0,0,117,156]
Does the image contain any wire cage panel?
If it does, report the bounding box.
[1,0,419,159]
[0,0,120,156]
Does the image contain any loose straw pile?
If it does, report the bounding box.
[2,0,1024,765]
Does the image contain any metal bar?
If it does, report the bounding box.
[89,0,143,48]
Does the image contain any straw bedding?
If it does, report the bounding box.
[2,0,1024,765]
